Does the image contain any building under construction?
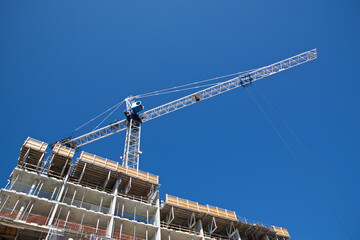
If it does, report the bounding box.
[0,50,317,239]
[0,138,290,240]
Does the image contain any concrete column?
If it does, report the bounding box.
[26,201,35,221]
[16,200,28,220]
[28,179,38,195]
[119,222,123,239]
[47,175,69,226]
[106,178,121,238]
[80,191,85,208]
[51,185,58,200]
[96,217,100,233]
[9,174,19,190]
[0,195,10,212]
[10,199,20,216]
[37,181,44,196]
[154,191,161,240]
[64,210,71,228]
[71,189,77,205]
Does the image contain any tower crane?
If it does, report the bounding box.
[60,49,317,170]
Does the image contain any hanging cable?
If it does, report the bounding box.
[136,68,259,98]
[73,100,124,132]
[253,85,360,223]
[246,87,354,240]
[138,82,221,98]
[92,100,125,131]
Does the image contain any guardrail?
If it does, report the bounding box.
[160,221,198,235]
[55,219,146,240]
[0,208,50,226]
[160,221,229,240]
[61,196,110,214]
[237,215,272,229]
[115,210,156,225]
[6,184,58,201]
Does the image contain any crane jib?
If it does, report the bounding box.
[63,49,317,149]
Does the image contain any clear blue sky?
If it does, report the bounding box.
[1,1,359,239]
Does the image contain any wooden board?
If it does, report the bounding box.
[52,144,75,158]
[17,137,48,170]
[272,226,290,238]
[22,137,48,152]
[166,195,237,221]
[78,151,159,184]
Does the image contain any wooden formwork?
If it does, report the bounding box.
[272,226,290,238]
[70,151,159,198]
[166,195,237,221]
[48,144,75,178]
[161,198,238,237]
[70,156,119,193]
[79,152,158,184]
[17,137,48,170]
[52,144,75,158]
[162,195,281,239]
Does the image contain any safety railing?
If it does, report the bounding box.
[55,219,107,238]
[7,184,30,194]
[37,189,58,201]
[6,184,58,201]
[67,177,157,206]
[117,192,156,205]
[54,219,146,240]
[0,208,51,226]
[61,196,110,214]
[237,215,272,229]
[0,208,19,220]
[0,207,146,240]
[15,161,67,181]
[160,221,199,235]
[115,210,156,225]
[203,230,229,240]
[113,231,146,240]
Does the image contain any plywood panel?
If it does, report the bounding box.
[272,226,290,238]
[165,194,238,221]
[52,144,75,158]
[78,151,159,184]
[23,137,48,152]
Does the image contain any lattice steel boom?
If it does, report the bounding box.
[140,49,317,122]
[64,49,317,151]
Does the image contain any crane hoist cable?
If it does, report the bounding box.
[71,100,125,134]
[92,100,125,131]
[253,84,360,223]
[246,88,354,240]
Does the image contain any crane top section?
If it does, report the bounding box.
[63,49,317,149]
[140,49,317,123]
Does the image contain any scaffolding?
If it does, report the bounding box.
[0,137,290,240]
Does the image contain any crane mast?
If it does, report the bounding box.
[63,49,317,170]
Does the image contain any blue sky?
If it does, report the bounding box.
[0,1,359,239]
